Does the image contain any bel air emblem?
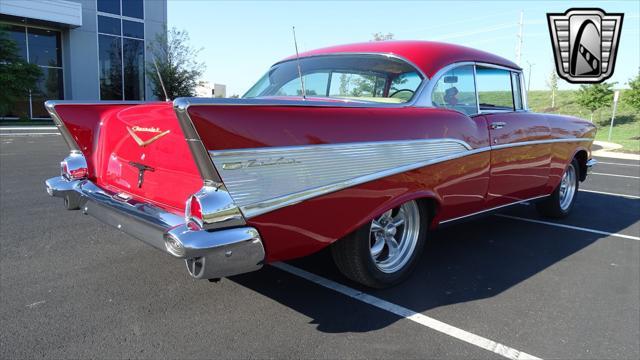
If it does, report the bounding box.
[222,157,300,170]
[547,8,624,83]
[126,126,170,147]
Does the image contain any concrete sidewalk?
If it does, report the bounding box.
[593,141,640,161]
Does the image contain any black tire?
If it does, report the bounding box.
[331,200,428,288]
[536,158,580,218]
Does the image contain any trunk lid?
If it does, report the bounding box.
[53,102,202,213]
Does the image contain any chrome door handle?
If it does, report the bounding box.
[490,122,506,130]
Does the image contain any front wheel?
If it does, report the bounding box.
[536,158,579,218]
[331,200,427,288]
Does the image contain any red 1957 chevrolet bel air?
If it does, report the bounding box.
[45,41,596,288]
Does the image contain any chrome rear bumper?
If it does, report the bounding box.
[45,176,265,279]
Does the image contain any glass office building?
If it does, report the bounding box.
[0,0,167,121]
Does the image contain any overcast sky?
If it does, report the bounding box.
[169,0,639,96]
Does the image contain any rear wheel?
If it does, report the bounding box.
[536,158,579,218]
[331,200,427,288]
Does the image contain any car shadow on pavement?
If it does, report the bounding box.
[229,193,639,333]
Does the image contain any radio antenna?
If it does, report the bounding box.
[153,56,170,101]
[292,26,306,100]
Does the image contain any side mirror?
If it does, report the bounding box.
[443,75,458,84]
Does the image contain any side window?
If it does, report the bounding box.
[476,67,514,111]
[511,72,523,110]
[431,65,477,116]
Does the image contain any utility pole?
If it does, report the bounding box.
[516,10,524,65]
[608,90,620,141]
[527,62,533,93]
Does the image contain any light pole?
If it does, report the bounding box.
[608,90,620,142]
[526,61,534,95]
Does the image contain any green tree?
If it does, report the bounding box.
[575,82,614,123]
[372,32,394,41]
[625,71,640,112]
[0,26,41,117]
[146,27,205,99]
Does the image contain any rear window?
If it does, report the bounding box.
[244,55,424,104]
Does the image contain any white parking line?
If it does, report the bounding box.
[580,189,640,199]
[273,262,542,360]
[597,161,640,167]
[495,214,640,241]
[591,172,640,179]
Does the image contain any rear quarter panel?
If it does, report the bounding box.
[546,114,597,191]
[187,105,491,261]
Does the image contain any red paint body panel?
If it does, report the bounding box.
[248,153,490,261]
[54,103,202,213]
[188,106,493,261]
[189,106,489,150]
[485,112,552,206]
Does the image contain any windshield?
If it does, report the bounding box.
[244,55,424,104]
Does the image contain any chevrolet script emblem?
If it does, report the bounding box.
[547,8,624,83]
[126,126,170,147]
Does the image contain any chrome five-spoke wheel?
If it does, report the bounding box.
[536,158,580,219]
[332,199,427,288]
[558,163,577,211]
[369,201,421,273]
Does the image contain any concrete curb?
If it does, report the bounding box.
[592,150,640,161]
[593,140,622,150]
[592,141,640,160]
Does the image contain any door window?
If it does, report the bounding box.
[511,72,523,110]
[475,67,514,112]
[430,65,477,116]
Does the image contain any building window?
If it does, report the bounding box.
[97,0,145,100]
[0,24,64,120]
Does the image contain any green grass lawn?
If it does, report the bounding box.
[528,90,640,153]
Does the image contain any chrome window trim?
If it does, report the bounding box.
[271,52,428,79]
[475,64,518,115]
[418,61,527,113]
[247,53,429,107]
[473,64,481,115]
[415,61,475,108]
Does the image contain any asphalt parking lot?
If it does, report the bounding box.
[1,133,638,359]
